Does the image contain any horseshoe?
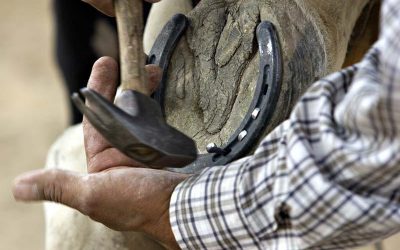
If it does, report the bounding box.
[148,15,282,173]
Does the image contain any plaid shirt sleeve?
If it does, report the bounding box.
[169,0,400,249]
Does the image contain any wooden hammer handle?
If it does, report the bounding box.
[115,0,149,95]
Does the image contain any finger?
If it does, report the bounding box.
[83,57,119,167]
[82,0,115,17]
[85,60,159,103]
[82,0,161,17]
[145,64,162,93]
[12,169,85,211]
[87,56,119,102]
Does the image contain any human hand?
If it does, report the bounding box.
[82,0,161,16]
[12,57,186,249]
[12,167,186,249]
[83,57,162,173]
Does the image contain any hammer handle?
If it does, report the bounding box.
[115,0,149,95]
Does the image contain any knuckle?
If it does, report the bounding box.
[42,169,63,202]
[43,181,62,203]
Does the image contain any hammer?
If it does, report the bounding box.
[72,0,197,168]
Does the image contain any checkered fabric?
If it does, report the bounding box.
[170,0,400,249]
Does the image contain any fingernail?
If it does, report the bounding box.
[13,183,39,201]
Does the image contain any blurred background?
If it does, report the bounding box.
[0,0,399,250]
[0,0,68,249]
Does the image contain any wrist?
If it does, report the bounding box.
[142,201,180,250]
[141,172,188,249]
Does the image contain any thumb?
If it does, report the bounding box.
[12,169,85,210]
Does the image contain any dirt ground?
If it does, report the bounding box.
[0,0,399,250]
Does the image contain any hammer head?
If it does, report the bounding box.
[72,88,197,168]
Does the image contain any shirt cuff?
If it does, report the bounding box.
[169,157,277,249]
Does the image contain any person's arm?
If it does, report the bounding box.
[12,0,400,249]
[81,0,160,16]
[169,0,400,248]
